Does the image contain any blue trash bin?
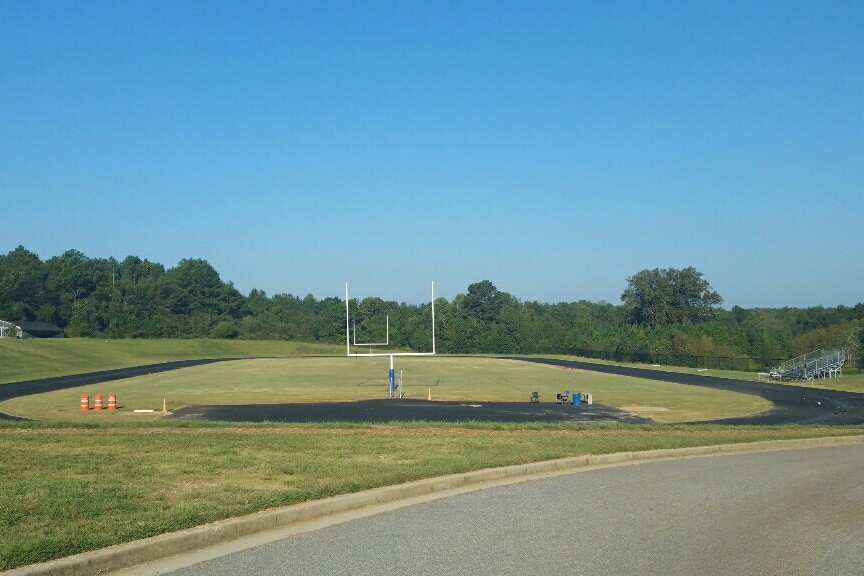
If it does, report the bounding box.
[572,393,581,405]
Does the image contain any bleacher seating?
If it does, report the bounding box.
[769,349,846,381]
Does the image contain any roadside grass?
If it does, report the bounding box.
[3,357,771,424]
[0,339,343,385]
[1,420,861,571]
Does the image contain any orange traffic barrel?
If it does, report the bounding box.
[94,393,103,411]
[80,394,89,411]
[107,393,117,410]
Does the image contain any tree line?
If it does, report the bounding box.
[1,246,862,370]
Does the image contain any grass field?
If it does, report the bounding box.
[0,338,343,384]
[1,420,861,571]
[1,338,861,571]
[544,354,864,393]
[3,356,772,424]
[3,338,860,394]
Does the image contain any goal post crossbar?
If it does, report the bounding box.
[346,352,436,358]
[344,282,436,357]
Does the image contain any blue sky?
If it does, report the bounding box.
[2,1,862,308]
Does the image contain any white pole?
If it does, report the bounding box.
[431,281,436,355]
[345,283,350,357]
[388,354,395,399]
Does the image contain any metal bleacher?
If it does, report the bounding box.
[769,349,846,381]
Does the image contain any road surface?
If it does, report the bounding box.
[122,444,864,576]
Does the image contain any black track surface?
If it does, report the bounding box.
[516,357,864,425]
[2,356,864,425]
[0,359,231,421]
[168,398,650,424]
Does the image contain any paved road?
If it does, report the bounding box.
[133,445,864,576]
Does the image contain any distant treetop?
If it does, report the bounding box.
[621,267,723,327]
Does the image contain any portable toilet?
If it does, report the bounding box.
[584,392,593,405]
[572,392,582,406]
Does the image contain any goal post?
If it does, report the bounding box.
[345,282,436,398]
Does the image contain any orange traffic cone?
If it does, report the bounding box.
[427,388,432,401]
[162,398,168,414]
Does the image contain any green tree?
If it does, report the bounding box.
[621,267,723,327]
[462,280,508,323]
[0,246,47,320]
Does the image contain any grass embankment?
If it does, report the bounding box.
[1,421,861,571]
[0,339,343,384]
[4,357,771,423]
[548,354,864,394]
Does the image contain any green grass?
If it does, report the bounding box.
[759,372,864,394]
[3,340,859,394]
[0,338,343,384]
[1,420,861,571]
[3,356,771,424]
[546,354,864,393]
[1,340,861,570]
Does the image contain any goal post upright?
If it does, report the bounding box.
[431,281,435,355]
[345,283,350,358]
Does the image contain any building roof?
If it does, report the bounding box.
[9,321,63,335]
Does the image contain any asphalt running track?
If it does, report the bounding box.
[2,356,864,425]
[517,357,864,425]
[0,359,228,421]
[168,398,651,424]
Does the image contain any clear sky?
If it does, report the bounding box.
[2,1,862,308]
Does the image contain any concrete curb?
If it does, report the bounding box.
[6,435,864,576]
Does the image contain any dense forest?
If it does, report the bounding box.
[1,246,862,371]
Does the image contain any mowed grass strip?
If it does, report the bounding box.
[4,357,771,423]
[1,422,861,571]
[0,339,343,384]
